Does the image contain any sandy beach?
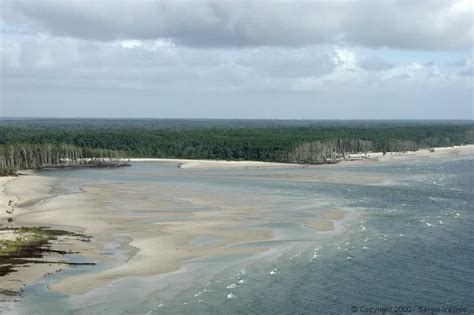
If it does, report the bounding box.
[127,145,474,168]
[127,158,304,169]
[1,144,473,301]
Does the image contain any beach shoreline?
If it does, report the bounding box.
[0,144,473,302]
[125,144,474,168]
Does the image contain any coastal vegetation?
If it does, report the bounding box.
[0,143,129,176]
[0,119,472,174]
[0,226,94,290]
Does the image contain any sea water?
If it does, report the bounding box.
[6,157,473,314]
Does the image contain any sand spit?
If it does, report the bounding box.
[126,145,474,169]
[127,158,303,169]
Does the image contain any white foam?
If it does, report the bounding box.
[194,291,202,298]
[362,246,369,250]
[426,222,433,227]
[439,220,444,225]
[309,247,321,262]
[361,225,367,232]
[227,293,237,299]
[238,280,245,284]
[270,268,279,275]
[226,284,238,289]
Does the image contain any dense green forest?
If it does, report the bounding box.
[0,119,472,174]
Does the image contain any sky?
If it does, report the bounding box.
[0,0,473,119]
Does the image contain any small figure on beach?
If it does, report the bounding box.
[5,199,17,225]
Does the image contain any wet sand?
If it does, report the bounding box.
[1,144,472,300]
[1,174,272,297]
[304,209,348,232]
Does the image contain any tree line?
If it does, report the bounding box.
[0,143,127,176]
[0,119,472,174]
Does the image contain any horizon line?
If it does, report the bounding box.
[1,116,473,121]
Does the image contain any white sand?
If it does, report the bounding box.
[126,145,474,169]
[0,144,472,298]
[127,158,303,169]
[345,145,474,164]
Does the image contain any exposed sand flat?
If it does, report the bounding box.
[321,209,347,221]
[304,220,335,232]
[304,209,348,232]
[0,176,16,221]
[0,144,472,300]
[1,258,63,301]
[1,174,272,297]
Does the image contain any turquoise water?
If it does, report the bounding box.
[5,157,474,314]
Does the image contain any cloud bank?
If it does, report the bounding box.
[4,0,473,50]
[0,0,472,119]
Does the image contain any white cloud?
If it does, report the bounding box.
[332,48,357,71]
[116,40,143,49]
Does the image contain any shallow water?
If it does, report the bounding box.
[6,157,474,314]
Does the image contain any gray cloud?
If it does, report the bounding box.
[236,47,335,78]
[1,0,472,119]
[3,0,472,50]
[358,57,396,71]
[458,67,474,77]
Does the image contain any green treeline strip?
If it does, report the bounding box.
[287,138,462,163]
[0,144,126,176]
[0,120,472,173]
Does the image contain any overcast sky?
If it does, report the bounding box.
[0,0,473,119]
